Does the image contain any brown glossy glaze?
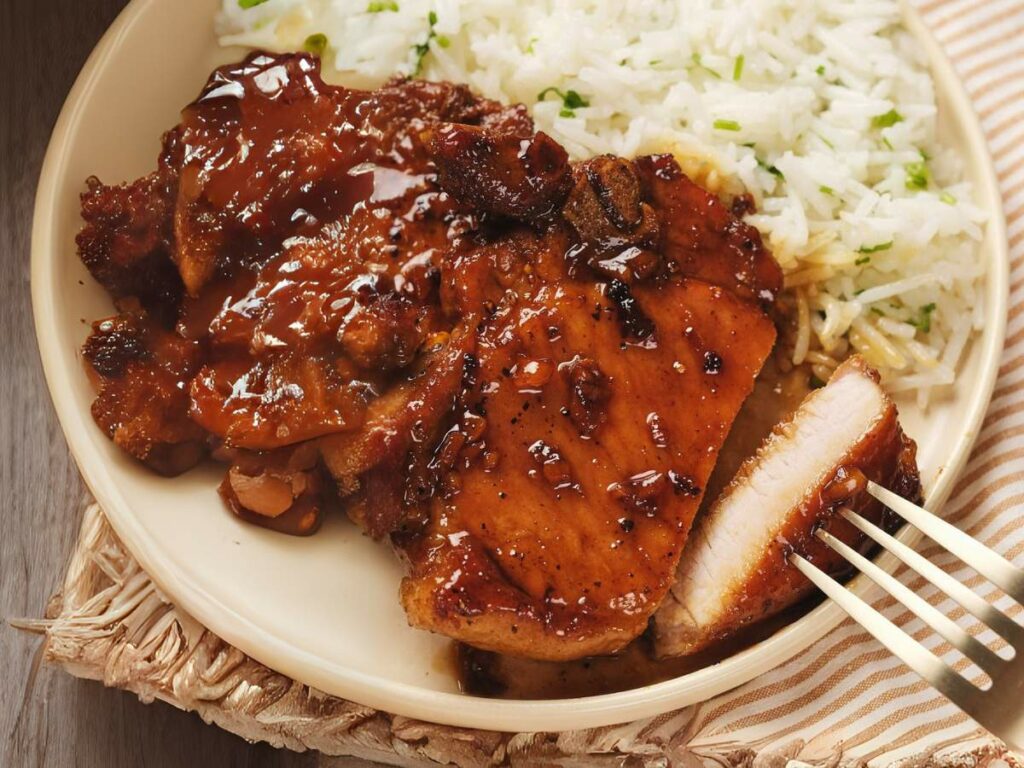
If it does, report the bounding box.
[177,55,518,451]
[319,327,477,538]
[78,52,786,659]
[427,123,572,220]
[80,51,521,524]
[400,275,776,659]
[171,54,511,296]
[394,154,780,659]
[636,155,782,305]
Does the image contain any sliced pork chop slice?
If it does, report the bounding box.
[654,355,920,658]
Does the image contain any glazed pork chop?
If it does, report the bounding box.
[399,268,778,659]
[342,139,783,659]
[654,356,920,657]
[78,52,784,660]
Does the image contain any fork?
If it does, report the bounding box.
[789,481,1024,750]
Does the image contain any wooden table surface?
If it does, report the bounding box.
[0,1,369,765]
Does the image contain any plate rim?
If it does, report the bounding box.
[30,0,1010,733]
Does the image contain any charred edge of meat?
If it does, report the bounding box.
[428,123,572,221]
[84,311,208,476]
[633,153,783,306]
[77,171,184,327]
[82,314,151,378]
[562,157,661,282]
[584,158,644,231]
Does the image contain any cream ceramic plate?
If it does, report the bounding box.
[32,0,1008,732]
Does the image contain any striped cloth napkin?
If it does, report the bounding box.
[28,0,1024,765]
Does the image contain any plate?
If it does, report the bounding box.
[31,0,1008,732]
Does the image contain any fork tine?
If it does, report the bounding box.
[789,553,983,713]
[868,482,1024,605]
[841,507,1024,647]
[815,528,1004,677]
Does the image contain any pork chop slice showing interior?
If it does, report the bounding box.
[654,355,920,658]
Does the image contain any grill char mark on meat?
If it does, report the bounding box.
[78,51,787,657]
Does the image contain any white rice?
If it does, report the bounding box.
[217,0,988,406]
